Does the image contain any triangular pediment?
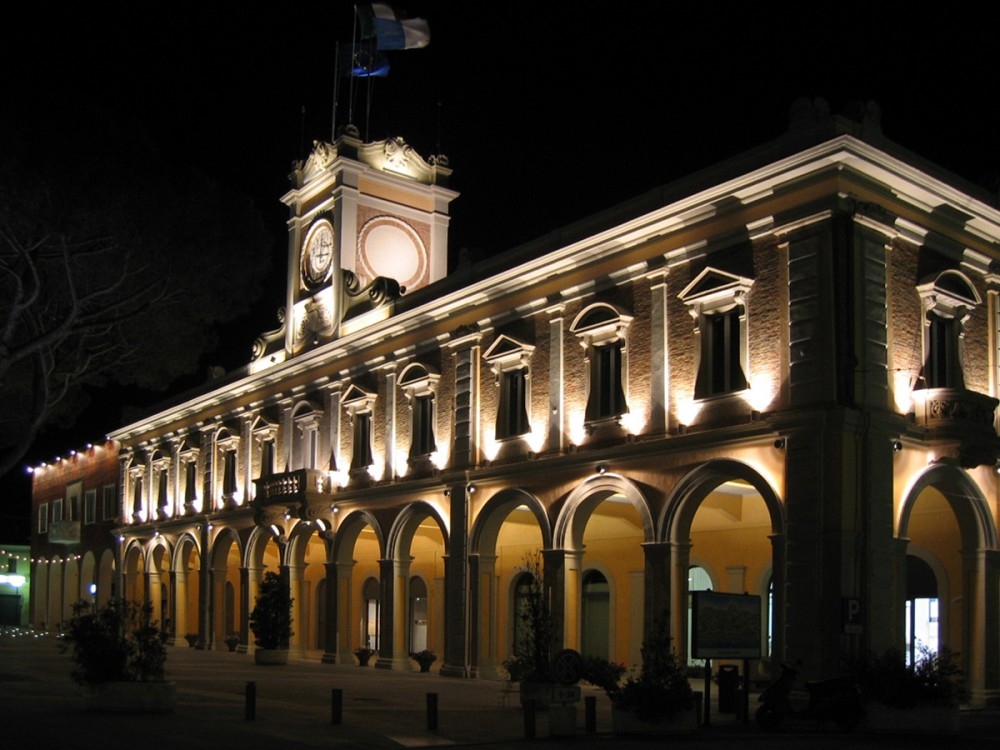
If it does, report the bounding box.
[483,335,533,362]
[341,383,376,406]
[678,267,753,305]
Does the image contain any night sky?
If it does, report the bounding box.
[2,2,997,539]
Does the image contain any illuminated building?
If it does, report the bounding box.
[32,113,1000,705]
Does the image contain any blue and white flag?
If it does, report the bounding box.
[359,3,430,50]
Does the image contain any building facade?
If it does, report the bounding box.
[28,440,120,629]
[35,116,1000,705]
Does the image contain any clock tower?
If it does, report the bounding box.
[263,127,457,363]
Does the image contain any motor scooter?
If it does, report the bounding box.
[756,663,865,731]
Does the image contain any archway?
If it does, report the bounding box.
[331,511,384,664]
[664,460,784,666]
[898,465,997,703]
[470,488,548,678]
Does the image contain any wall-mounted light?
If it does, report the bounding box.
[596,464,608,475]
[443,489,451,497]
[314,518,327,533]
[891,440,903,452]
[773,438,786,450]
[466,484,476,494]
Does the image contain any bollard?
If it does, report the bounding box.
[523,698,536,739]
[585,695,596,734]
[331,688,343,725]
[427,692,438,731]
[245,681,256,721]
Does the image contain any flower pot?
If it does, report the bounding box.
[84,681,177,713]
[254,648,289,665]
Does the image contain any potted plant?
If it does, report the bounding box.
[354,646,377,666]
[223,632,240,652]
[61,598,176,713]
[845,647,967,733]
[410,649,437,672]
[598,616,696,734]
[184,632,199,648]
[249,571,293,665]
[501,552,559,708]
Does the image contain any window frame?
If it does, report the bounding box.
[84,489,97,525]
[916,270,980,391]
[678,267,753,400]
[483,335,535,442]
[570,304,633,426]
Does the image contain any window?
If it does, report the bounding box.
[679,267,753,399]
[84,489,96,525]
[512,572,535,657]
[102,485,116,521]
[38,503,48,534]
[687,565,713,666]
[570,304,632,424]
[293,409,322,470]
[398,363,440,463]
[916,270,979,390]
[484,335,534,441]
[342,384,376,477]
[53,497,63,522]
[363,577,381,651]
[581,570,610,659]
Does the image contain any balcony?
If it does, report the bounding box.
[253,469,331,505]
[911,388,1000,467]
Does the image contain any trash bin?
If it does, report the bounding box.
[717,665,739,713]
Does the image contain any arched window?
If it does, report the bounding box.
[512,572,534,656]
[362,577,380,651]
[409,576,428,653]
[916,270,980,390]
[570,304,632,424]
[687,565,712,666]
[906,555,939,665]
[581,570,610,659]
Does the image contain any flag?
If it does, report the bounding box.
[358,3,430,51]
[339,44,390,77]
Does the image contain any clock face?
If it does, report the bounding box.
[302,220,334,287]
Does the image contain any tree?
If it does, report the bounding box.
[0,92,272,477]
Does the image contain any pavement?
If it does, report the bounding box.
[2,628,998,749]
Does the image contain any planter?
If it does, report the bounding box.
[254,648,289,665]
[612,705,698,735]
[863,702,960,735]
[84,681,177,713]
[518,682,582,710]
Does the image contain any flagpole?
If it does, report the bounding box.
[332,40,341,140]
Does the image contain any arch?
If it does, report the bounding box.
[97,549,115,606]
[287,520,329,567]
[79,551,97,602]
[897,464,997,550]
[471,488,551,555]
[662,458,785,542]
[332,510,386,564]
[246,524,286,571]
[554,473,654,551]
[386,501,450,560]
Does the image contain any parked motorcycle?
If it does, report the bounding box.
[756,662,865,731]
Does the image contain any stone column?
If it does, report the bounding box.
[547,305,566,452]
[382,363,398,480]
[376,557,411,670]
[469,553,498,679]
[448,333,482,468]
[648,269,669,435]
[238,566,250,653]
[669,541,692,663]
[541,549,566,654]
[641,542,671,641]
[441,484,470,677]
[285,563,305,658]
[199,424,216,513]
[198,524,212,650]
[321,561,339,664]
[334,560,355,664]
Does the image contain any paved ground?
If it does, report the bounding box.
[2,629,998,749]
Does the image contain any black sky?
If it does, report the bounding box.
[2,2,997,539]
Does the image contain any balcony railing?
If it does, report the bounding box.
[253,469,330,506]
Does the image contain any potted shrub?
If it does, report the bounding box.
[410,649,437,672]
[184,632,199,648]
[223,632,240,652]
[61,598,176,713]
[249,571,293,665]
[598,616,696,734]
[354,646,377,666]
[845,647,967,733]
[501,552,559,708]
